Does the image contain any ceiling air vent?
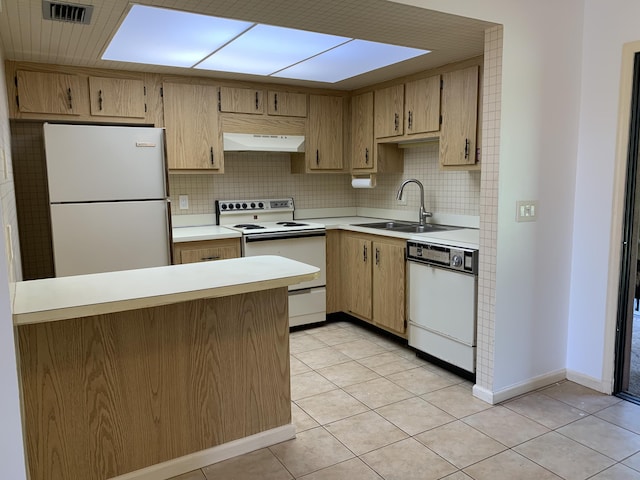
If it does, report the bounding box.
[42,1,93,25]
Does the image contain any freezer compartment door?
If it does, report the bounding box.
[51,201,171,277]
[44,124,167,202]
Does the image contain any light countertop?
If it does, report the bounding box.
[171,216,479,249]
[172,225,241,242]
[13,256,319,326]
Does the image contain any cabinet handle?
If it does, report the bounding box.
[98,89,103,111]
[255,91,259,110]
[408,110,413,130]
[67,88,73,110]
[363,244,367,262]
[464,139,470,159]
[375,248,380,265]
[274,93,278,111]
[394,113,399,132]
[201,256,220,261]
[316,149,319,166]
[365,147,369,164]
[210,147,215,165]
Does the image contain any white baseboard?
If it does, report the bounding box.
[473,369,567,404]
[566,369,613,394]
[109,424,296,480]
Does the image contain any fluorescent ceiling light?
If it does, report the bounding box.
[196,24,350,75]
[273,39,429,83]
[103,5,253,68]
[102,5,431,83]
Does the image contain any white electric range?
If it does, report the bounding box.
[215,198,326,327]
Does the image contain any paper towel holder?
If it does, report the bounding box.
[351,174,377,189]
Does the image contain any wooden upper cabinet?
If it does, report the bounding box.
[374,84,404,138]
[219,86,264,114]
[267,90,307,117]
[16,70,81,115]
[440,65,479,166]
[405,76,440,135]
[307,95,344,171]
[351,92,374,170]
[88,77,145,118]
[162,82,223,172]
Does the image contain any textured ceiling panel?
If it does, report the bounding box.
[0,0,496,89]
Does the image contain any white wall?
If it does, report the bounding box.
[568,1,640,389]
[393,0,584,395]
[0,47,28,479]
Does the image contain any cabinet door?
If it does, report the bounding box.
[351,92,374,171]
[374,84,404,138]
[16,70,81,115]
[405,76,440,135]
[307,95,343,170]
[343,235,372,320]
[372,241,406,335]
[89,77,145,118]
[219,86,264,114]
[175,239,240,264]
[440,66,479,166]
[267,90,307,117]
[163,83,223,171]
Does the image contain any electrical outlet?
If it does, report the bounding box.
[516,200,538,222]
[179,195,189,210]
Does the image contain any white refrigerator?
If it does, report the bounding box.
[44,123,172,277]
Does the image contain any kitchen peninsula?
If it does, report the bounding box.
[13,256,319,480]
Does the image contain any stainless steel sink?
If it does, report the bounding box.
[354,221,459,233]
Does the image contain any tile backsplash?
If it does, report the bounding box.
[169,143,480,218]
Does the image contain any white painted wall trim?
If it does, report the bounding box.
[566,369,612,394]
[474,369,567,404]
[602,39,640,395]
[109,424,296,480]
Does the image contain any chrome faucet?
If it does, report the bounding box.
[396,179,432,226]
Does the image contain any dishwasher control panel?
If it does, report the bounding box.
[406,241,478,274]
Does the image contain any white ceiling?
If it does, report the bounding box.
[0,0,496,90]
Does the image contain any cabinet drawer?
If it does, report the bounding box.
[173,239,240,264]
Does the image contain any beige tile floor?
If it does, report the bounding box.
[171,320,640,480]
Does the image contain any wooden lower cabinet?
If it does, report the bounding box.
[173,238,240,264]
[340,232,407,337]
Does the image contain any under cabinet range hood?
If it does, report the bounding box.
[223,132,305,152]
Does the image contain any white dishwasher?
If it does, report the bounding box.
[407,240,478,374]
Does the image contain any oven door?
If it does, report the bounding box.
[243,230,326,291]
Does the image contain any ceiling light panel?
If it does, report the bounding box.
[195,24,350,75]
[102,5,253,68]
[272,39,430,83]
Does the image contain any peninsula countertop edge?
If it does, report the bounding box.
[13,255,319,326]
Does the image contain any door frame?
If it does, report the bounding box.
[606,40,640,393]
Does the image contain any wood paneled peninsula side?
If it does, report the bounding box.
[13,256,318,480]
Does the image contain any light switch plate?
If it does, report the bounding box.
[179,195,189,210]
[516,200,538,222]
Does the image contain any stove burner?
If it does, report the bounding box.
[234,224,265,230]
[276,221,308,227]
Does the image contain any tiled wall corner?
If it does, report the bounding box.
[356,142,480,215]
[170,147,480,217]
[169,152,357,214]
[476,25,503,393]
[0,51,22,284]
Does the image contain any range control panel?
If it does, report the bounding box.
[216,198,294,213]
[406,241,478,274]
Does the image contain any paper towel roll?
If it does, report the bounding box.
[351,176,376,188]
